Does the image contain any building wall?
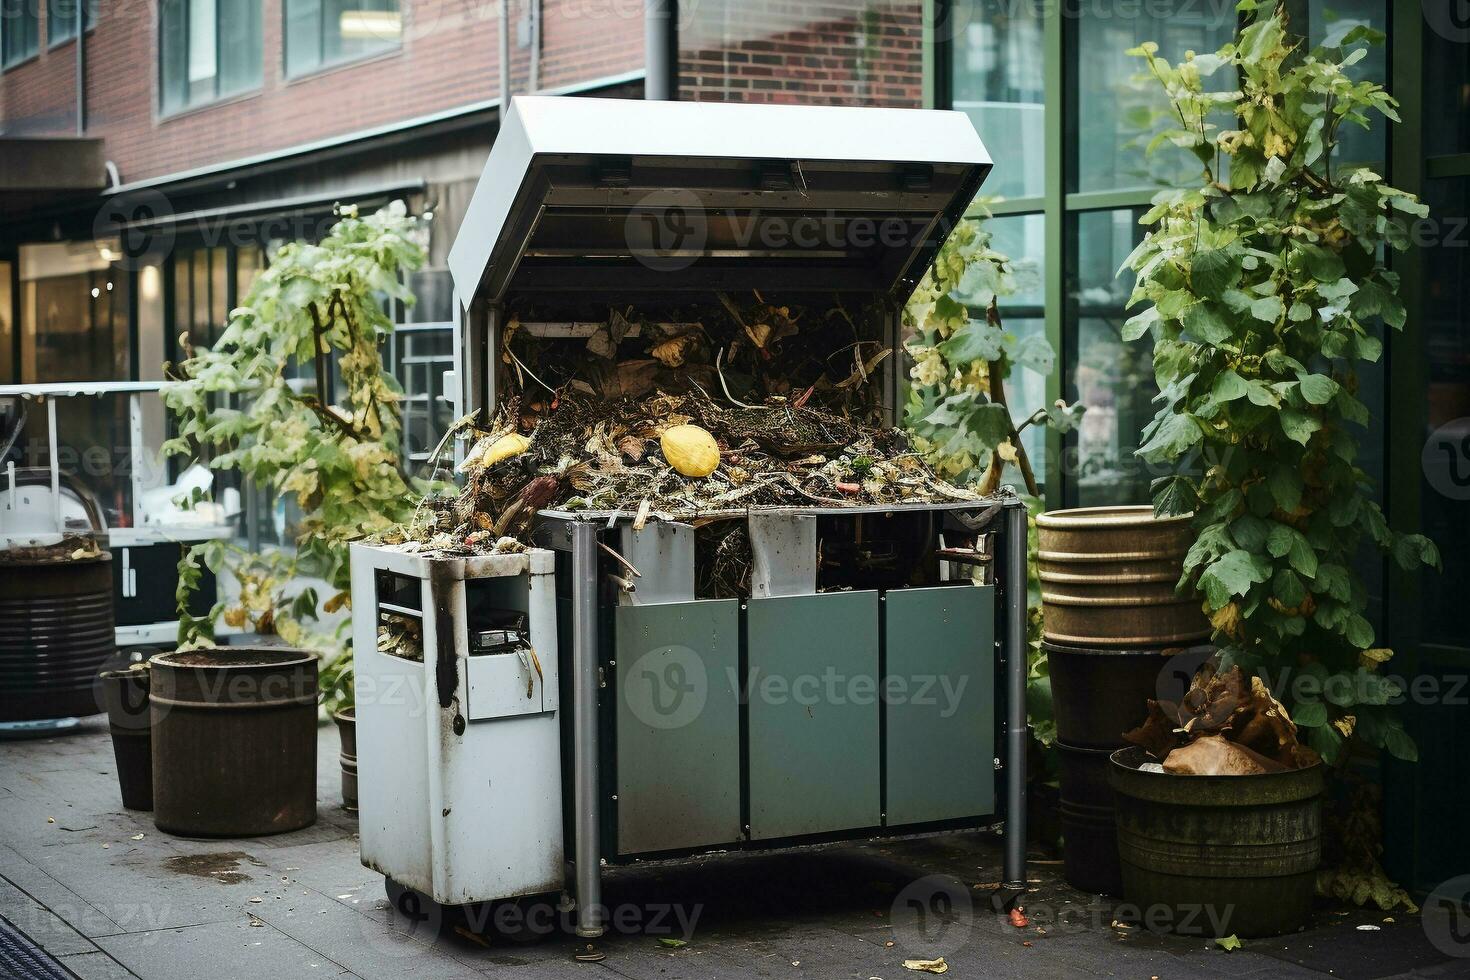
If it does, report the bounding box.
[0,0,645,184]
[678,0,924,107]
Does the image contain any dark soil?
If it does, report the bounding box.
[157,648,314,669]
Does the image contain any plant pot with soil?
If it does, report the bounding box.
[150,647,318,837]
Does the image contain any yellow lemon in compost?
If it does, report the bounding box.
[661,424,720,478]
[459,432,531,473]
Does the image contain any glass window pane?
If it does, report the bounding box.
[1065,208,1157,507]
[284,0,322,75]
[218,0,261,94]
[325,0,398,63]
[187,0,218,100]
[159,0,189,113]
[1310,0,1387,170]
[236,246,262,299]
[191,251,210,349]
[0,261,11,384]
[1425,8,1470,156]
[1069,2,1234,195]
[1418,176,1470,646]
[2,0,40,65]
[951,0,1045,201]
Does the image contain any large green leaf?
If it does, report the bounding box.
[1137,412,1204,463]
[936,318,1004,364]
[1181,302,1236,345]
[1279,409,1322,445]
[1296,372,1340,405]
[1191,248,1242,296]
[1199,550,1272,609]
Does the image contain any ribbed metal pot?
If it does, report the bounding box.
[1109,746,1324,937]
[1037,506,1209,648]
[333,708,357,813]
[150,647,318,837]
[0,554,115,722]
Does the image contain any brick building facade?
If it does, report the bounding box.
[1,0,933,392]
[678,0,924,107]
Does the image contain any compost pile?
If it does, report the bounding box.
[1123,661,1321,775]
[401,389,978,556]
[390,295,982,557]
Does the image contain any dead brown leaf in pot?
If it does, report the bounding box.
[1162,735,1288,776]
[1179,663,1251,738]
[1230,675,1303,765]
[1123,699,1183,759]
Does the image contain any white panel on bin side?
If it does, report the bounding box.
[351,543,564,906]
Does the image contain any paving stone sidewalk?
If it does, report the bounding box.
[2,722,1466,980]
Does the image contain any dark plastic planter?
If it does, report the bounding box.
[99,667,153,810]
[1109,746,1324,937]
[1057,740,1121,895]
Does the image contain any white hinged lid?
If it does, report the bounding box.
[447,96,991,309]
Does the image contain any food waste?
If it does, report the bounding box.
[377,293,989,558]
[392,388,980,558]
[1123,659,1321,775]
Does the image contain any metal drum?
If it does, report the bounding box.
[0,554,115,722]
[1036,506,1208,648]
[1057,741,1122,896]
[150,647,318,837]
[1109,746,1324,937]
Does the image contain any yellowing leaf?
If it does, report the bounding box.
[1359,648,1393,670]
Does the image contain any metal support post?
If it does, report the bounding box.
[571,521,604,938]
[1002,499,1028,889]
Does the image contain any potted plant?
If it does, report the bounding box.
[1119,3,1439,916]
[164,202,434,814]
[1112,659,1323,937]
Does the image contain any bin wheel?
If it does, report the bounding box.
[458,894,561,945]
[384,877,435,923]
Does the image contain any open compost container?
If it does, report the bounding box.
[353,95,1029,940]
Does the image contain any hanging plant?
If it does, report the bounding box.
[1121,5,1439,766]
[164,202,437,711]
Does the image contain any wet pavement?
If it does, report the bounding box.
[2,721,1467,979]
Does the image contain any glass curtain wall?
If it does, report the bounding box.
[943,0,1389,509]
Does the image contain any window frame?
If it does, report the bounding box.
[281,0,402,81]
[47,0,96,48]
[1,0,41,69]
[156,0,263,117]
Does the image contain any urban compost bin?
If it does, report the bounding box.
[354,95,1029,940]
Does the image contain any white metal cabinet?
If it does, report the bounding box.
[351,543,563,906]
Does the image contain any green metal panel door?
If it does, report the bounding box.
[885,585,995,825]
[748,591,881,840]
[615,599,741,855]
